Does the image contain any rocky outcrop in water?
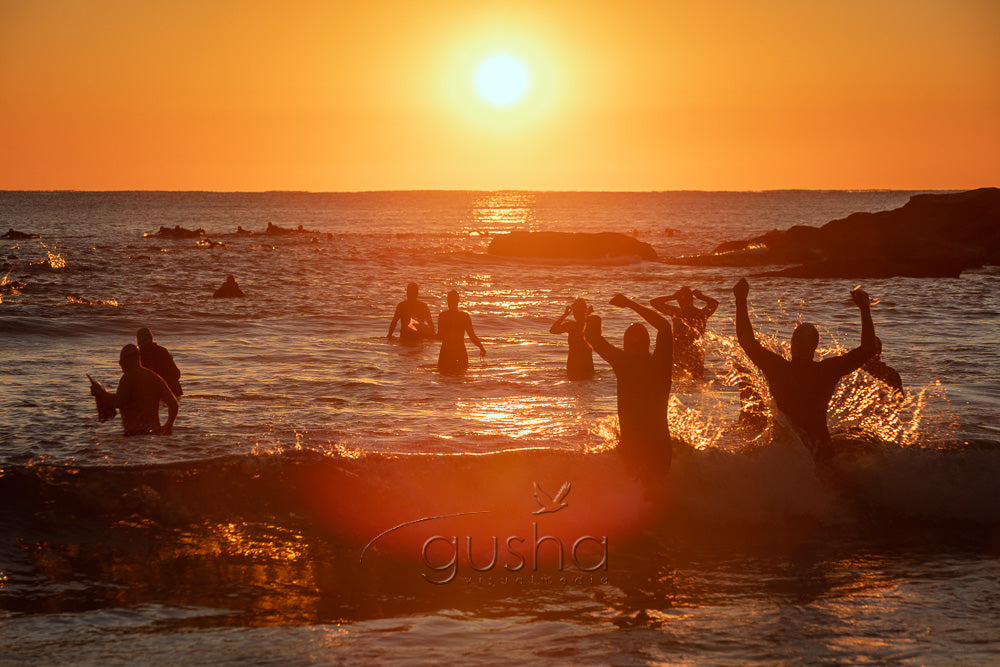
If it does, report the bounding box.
[2,228,40,239]
[488,231,657,261]
[147,225,206,239]
[664,188,1000,278]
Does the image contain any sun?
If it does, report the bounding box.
[473,53,531,107]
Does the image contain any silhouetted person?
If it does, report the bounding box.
[650,286,719,380]
[584,294,673,471]
[734,278,877,467]
[437,290,485,374]
[862,336,903,395]
[213,274,246,298]
[110,344,178,436]
[387,282,435,345]
[549,298,594,380]
[136,327,183,397]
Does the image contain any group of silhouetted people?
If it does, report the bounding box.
[387,282,486,373]
[388,279,901,476]
[95,277,902,480]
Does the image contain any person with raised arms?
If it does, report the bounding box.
[650,285,719,381]
[733,278,877,468]
[584,294,673,471]
[549,297,595,380]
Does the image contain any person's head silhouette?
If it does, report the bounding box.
[623,322,650,356]
[677,286,695,308]
[790,323,820,362]
[119,344,141,371]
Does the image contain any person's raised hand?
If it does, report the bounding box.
[733,278,750,300]
[851,285,872,308]
[609,293,630,308]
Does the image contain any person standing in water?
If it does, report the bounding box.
[733,278,877,467]
[650,286,719,381]
[437,289,486,374]
[110,344,179,436]
[585,293,673,470]
[136,327,182,397]
[387,282,435,345]
[550,298,595,380]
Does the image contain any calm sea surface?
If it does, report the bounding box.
[1,190,998,664]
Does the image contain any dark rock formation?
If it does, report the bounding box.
[147,225,205,239]
[664,188,1000,278]
[488,231,657,261]
[264,222,320,236]
[2,228,40,239]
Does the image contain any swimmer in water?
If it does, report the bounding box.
[436,289,485,374]
[108,344,179,436]
[733,278,877,468]
[550,298,595,380]
[650,286,719,381]
[585,294,673,471]
[387,282,435,345]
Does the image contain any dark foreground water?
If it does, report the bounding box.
[1,190,998,664]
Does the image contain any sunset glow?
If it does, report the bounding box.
[0,1,997,191]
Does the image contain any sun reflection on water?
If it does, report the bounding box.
[469,192,538,236]
[456,395,581,440]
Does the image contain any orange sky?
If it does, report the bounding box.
[1,0,998,191]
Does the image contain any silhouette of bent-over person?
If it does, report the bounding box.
[584,293,673,471]
[387,282,435,345]
[549,298,595,380]
[109,344,178,436]
[437,290,486,374]
[862,337,903,395]
[136,327,183,397]
[650,286,719,380]
[734,278,877,467]
[213,274,246,298]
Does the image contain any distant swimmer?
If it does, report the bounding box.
[437,289,485,374]
[136,327,183,397]
[650,286,719,381]
[213,274,246,298]
[862,336,903,395]
[733,278,877,467]
[584,293,673,471]
[91,344,178,436]
[549,298,594,380]
[387,282,435,345]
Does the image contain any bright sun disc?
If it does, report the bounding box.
[474,53,530,106]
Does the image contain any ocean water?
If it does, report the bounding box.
[1,190,998,664]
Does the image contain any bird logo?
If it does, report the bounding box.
[532,481,571,515]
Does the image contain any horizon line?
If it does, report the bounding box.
[0,186,987,196]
